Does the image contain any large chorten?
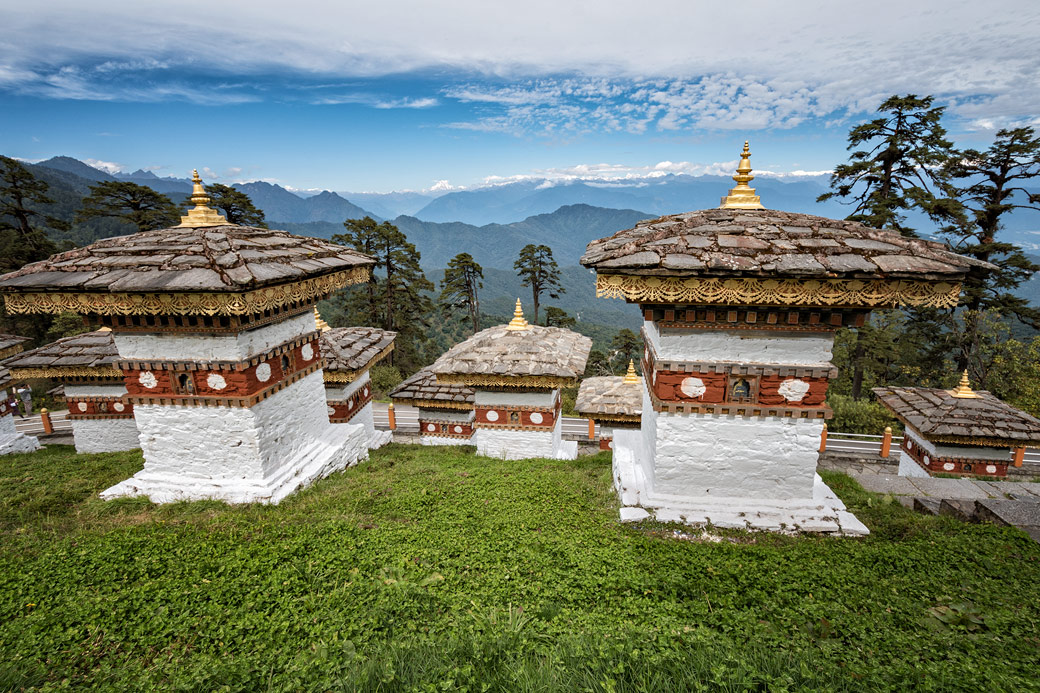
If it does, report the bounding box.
[580,142,991,534]
[0,171,376,503]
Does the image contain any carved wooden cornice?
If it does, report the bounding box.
[435,373,579,390]
[596,274,961,309]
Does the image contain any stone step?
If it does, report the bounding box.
[939,499,978,522]
[913,497,942,515]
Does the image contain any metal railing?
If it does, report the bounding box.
[819,424,1040,466]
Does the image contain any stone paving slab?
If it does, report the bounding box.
[848,470,919,495]
[914,498,942,515]
[975,499,1040,527]
[940,499,978,522]
[906,477,990,499]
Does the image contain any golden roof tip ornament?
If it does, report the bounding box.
[505,298,530,331]
[623,359,640,384]
[313,307,331,333]
[719,140,765,210]
[176,169,228,228]
[950,370,980,399]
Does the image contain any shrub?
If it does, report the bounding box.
[827,393,901,434]
[369,365,403,399]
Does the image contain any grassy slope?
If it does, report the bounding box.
[1,446,1038,692]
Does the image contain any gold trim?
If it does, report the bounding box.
[391,398,472,410]
[436,373,579,389]
[596,274,961,309]
[2,267,370,316]
[0,344,26,360]
[7,366,123,380]
[322,342,396,383]
[584,413,642,424]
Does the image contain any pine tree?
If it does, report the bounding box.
[543,306,576,328]
[206,184,267,227]
[514,244,564,325]
[609,328,642,373]
[439,253,483,336]
[0,156,62,273]
[818,94,956,237]
[940,127,1040,369]
[76,181,181,232]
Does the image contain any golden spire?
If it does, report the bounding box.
[176,169,228,228]
[505,298,530,331]
[719,140,765,210]
[313,307,331,333]
[623,359,640,384]
[950,370,980,399]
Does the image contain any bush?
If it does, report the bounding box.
[827,393,901,434]
[369,364,403,399]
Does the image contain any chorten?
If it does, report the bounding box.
[430,299,591,460]
[575,361,643,452]
[0,365,40,455]
[580,142,991,534]
[390,367,475,445]
[319,321,396,449]
[4,329,140,453]
[874,375,1040,479]
[0,172,375,503]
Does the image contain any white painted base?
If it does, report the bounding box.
[473,414,575,460]
[0,413,40,455]
[71,418,141,454]
[421,435,473,446]
[897,451,929,478]
[612,423,868,536]
[100,371,368,504]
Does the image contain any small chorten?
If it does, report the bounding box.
[177,169,228,228]
[719,141,765,210]
[320,326,397,449]
[390,368,475,446]
[314,308,331,333]
[505,298,530,331]
[623,359,640,384]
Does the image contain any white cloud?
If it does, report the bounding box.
[84,158,124,174]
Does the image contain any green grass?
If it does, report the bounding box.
[1,445,1039,692]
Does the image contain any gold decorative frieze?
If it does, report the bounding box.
[391,398,472,411]
[2,267,370,317]
[7,366,123,380]
[435,373,580,390]
[596,274,961,309]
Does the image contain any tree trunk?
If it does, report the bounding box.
[850,337,867,400]
[531,285,540,325]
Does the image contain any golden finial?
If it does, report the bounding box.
[623,359,640,384]
[176,168,228,228]
[950,370,980,399]
[505,298,530,331]
[719,140,765,210]
[97,326,112,332]
[313,307,331,333]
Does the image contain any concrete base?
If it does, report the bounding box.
[897,451,930,478]
[101,420,369,504]
[0,413,40,455]
[612,428,868,536]
[71,418,141,454]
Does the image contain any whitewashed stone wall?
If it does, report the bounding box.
[326,372,387,448]
[0,412,40,455]
[70,418,141,454]
[474,413,574,459]
[644,320,834,366]
[65,383,128,398]
[325,370,371,401]
[420,409,474,446]
[102,370,368,503]
[474,390,557,407]
[113,311,315,362]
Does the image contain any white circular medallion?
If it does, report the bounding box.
[427,423,436,432]
[77,402,87,412]
[347,399,354,410]
[363,386,369,397]
[139,371,157,389]
[453,425,463,433]
[679,377,706,398]
[778,378,811,402]
[530,412,543,424]
[924,455,930,465]
[113,402,125,412]
[986,465,997,474]
[608,440,613,449]
[255,363,272,382]
[301,344,314,361]
[327,406,336,416]
[486,409,499,422]
[943,462,955,471]
[207,373,227,390]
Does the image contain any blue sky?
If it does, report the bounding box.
[1,0,1037,192]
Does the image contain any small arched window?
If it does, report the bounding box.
[177,373,195,394]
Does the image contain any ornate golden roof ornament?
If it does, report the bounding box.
[719,141,765,210]
[177,169,228,228]
[313,307,331,333]
[623,359,640,384]
[505,298,530,331]
[949,370,980,399]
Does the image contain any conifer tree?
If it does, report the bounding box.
[205,184,267,227]
[439,252,483,335]
[610,328,642,373]
[0,156,61,273]
[76,181,181,232]
[543,306,576,328]
[514,244,564,325]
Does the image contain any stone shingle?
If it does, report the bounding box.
[431,325,592,381]
[581,209,990,280]
[320,327,396,375]
[4,330,118,372]
[575,376,643,418]
[389,368,474,406]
